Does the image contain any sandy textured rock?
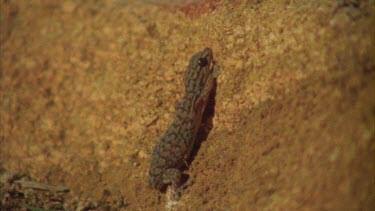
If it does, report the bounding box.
[0,0,373,210]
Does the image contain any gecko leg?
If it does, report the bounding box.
[194,64,220,112]
[163,168,182,201]
[212,63,220,78]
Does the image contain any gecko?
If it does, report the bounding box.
[149,47,220,200]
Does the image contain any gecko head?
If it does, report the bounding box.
[185,47,215,93]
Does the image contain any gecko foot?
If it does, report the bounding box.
[213,64,220,78]
[167,187,181,202]
[179,178,193,194]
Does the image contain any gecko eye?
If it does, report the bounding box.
[198,58,208,67]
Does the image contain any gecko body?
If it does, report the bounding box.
[149,48,219,200]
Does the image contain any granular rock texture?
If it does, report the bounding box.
[0,0,374,210]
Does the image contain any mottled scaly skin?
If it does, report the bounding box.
[149,48,220,199]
